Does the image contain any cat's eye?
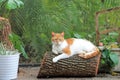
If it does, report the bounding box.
[53,38,57,41]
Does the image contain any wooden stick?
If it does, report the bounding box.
[95,7,120,45]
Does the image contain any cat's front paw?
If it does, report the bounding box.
[52,57,58,63]
[54,52,58,54]
[52,50,58,54]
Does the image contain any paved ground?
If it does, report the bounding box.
[18,67,120,80]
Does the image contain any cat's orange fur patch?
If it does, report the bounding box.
[66,38,74,45]
[79,48,100,59]
[62,47,71,55]
[62,38,73,55]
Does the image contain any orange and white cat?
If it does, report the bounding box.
[51,32,100,63]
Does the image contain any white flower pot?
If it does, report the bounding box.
[0,52,20,80]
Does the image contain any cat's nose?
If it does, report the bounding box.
[56,41,59,43]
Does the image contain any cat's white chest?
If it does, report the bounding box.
[52,41,67,53]
[54,45,62,53]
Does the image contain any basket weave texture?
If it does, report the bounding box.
[37,52,101,78]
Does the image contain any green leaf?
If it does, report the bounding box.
[14,0,24,8]
[101,59,105,65]
[102,49,110,58]
[6,0,17,10]
[73,33,83,39]
[110,53,119,65]
[9,33,13,39]
[20,45,28,59]
[0,0,4,3]
[9,33,28,59]
[109,32,119,36]
[39,33,49,42]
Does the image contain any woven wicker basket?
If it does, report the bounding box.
[37,52,101,78]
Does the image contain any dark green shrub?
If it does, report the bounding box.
[99,48,119,73]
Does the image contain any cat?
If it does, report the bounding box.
[51,32,100,63]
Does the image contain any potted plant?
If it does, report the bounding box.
[0,0,28,79]
[0,31,28,80]
[0,42,20,80]
[99,48,119,75]
[0,0,28,57]
[98,32,120,74]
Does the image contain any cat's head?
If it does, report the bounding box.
[51,32,64,45]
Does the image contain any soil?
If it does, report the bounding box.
[18,66,120,80]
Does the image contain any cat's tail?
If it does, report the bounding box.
[79,47,100,59]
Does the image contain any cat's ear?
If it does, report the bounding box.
[61,32,64,36]
[52,32,55,37]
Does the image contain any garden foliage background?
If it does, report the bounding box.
[3,0,120,63]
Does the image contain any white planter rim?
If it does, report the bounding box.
[0,51,20,57]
